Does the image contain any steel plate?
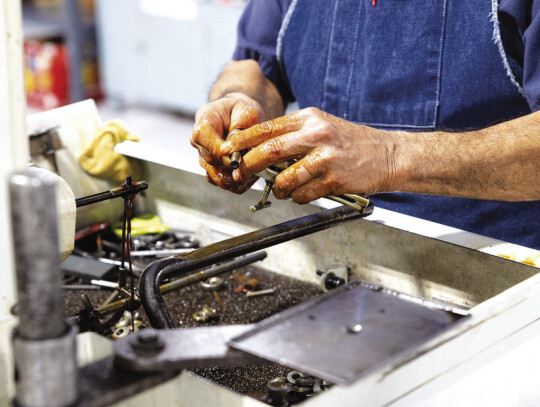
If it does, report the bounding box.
[229,281,468,384]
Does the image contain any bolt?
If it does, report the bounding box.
[131,329,165,353]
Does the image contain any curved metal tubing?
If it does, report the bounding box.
[139,204,373,329]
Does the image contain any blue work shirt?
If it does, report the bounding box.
[233,0,540,249]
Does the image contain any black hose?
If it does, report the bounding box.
[139,204,373,329]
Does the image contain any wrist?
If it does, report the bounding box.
[383,130,415,192]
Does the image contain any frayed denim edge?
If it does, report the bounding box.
[490,0,527,99]
[276,0,299,66]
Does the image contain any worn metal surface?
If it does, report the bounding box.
[75,356,177,407]
[230,281,467,385]
[114,325,257,372]
[13,326,78,407]
[140,205,374,329]
[9,171,66,339]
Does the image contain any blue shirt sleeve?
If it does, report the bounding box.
[233,0,294,102]
[499,0,540,111]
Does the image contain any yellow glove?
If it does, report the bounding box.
[79,120,141,183]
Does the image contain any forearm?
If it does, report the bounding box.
[209,60,285,121]
[394,111,540,201]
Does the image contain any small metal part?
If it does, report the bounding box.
[295,376,315,388]
[250,180,273,212]
[246,288,276,297]
[267,380,291,407]
[343,324,363,334]
[286,371,306,385]
[230,151,242,169]
[130,329,166,354]
[112,327,129,340]
[226,128,244,169]
[317,265,350,292]
[200,276,224,291]
[290,385,311,394]
[269,376,287,385]
[193,306,219,322]
[116,311,134,328]
[213,291,227,311]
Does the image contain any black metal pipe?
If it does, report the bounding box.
[75,181,148,208]
[139,204,373,329]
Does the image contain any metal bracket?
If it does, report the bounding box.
[114,325,258,373]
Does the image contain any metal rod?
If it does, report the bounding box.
[139,204,374,329]
[75,180,148,208]
[160,251,267,294]
[10,170,78,407]
[9,171,66,339]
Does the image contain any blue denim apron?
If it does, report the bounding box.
[278,0,540,249]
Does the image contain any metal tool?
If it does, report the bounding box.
[75,178,148,208]
[253,163,370,213]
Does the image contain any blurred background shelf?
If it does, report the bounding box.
[22,0,100,107]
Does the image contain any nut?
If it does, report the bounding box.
[286,370,306,385]
[200,276,224,291]
[130,329,165,353]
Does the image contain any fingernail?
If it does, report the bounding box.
[232,169,240,181]
[220,142,231,154]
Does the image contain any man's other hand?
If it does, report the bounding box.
[191,93,263,193]
[219,107,399,203]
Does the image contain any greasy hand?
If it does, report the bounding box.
[219,107,398,203]
[191,94,262,193]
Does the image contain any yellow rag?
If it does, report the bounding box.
[79,120,141,184]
